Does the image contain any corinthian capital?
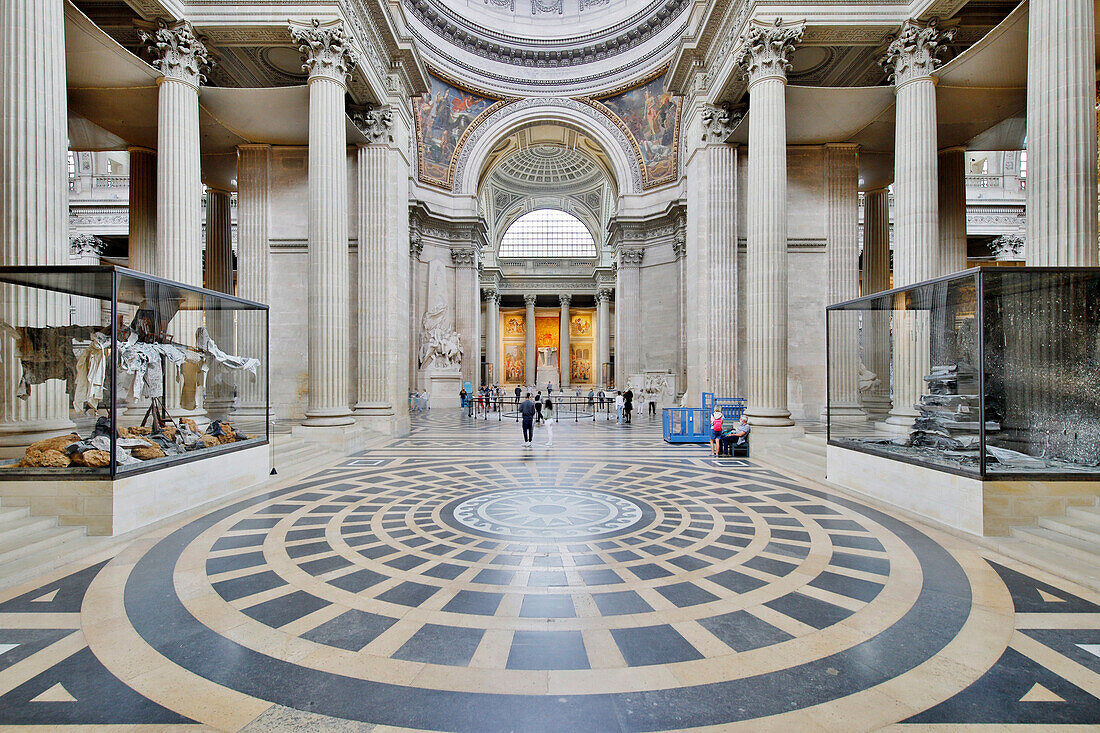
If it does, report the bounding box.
[701,102,743,143]
[69,234,106,258]
[880,19,956,87]
[735,18,804,86]
[290,19,358,84]
[139,19,212,87]
[350,104,394,143]
[619,247,645,267]
[451,247,478,268]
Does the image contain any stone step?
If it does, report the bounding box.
[0,512,64,537]
[990,538,1100,592]
[0,504,31,528]
[1010,525,1100,565]
[1066,502,1100,523]
[756,444,826,482]
[0,525,88,567]
[1037,514,1100,546]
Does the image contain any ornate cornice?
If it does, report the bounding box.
[350,104,394,143]
[735,18,804,86]
[139,19,212,87]
[290,19,359,84]
[880,18,956,87]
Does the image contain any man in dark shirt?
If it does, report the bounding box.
[519,393,536,446]
[623,388,634,424]
[514,385,521,406]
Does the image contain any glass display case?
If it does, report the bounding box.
[827,267,1100,479]
[0,266,268,478]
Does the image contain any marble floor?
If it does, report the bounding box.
[0,409,1098,731]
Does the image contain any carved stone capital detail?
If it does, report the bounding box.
[523,293,538,308]
[735,18,804,86]
[289,18,358,84]
[451,247,478,268]
[139,19,212,87]
[880,18,956,87]
[69,234,106,258]
[701,103,743,143]
[350,104,394,143]
[483,289,500,305]
[410,228,423,258]
[559,293,571,308]
[596,288,614,304]
[619,247,645,267]
[672,230,687,259]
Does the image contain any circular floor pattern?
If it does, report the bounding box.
[114,457,977,731]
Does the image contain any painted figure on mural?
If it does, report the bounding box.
[597,73,680,184]
[416,74,496,186]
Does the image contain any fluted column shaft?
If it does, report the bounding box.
[524,294,536,388]
[596,290,611,387]
[1026,0,1098,265]
[203,188,234,418]
[0,0,74,441]
[825,144,864,420]
[127,147,156,274]
[615,250,643,387]
[236,144,270,417]
[937,147,967,275]
[155,77,202,288]
[862,189,893,417]
[485,292,500,385]
[559,294,571,388]
[356,145,389,414]
[745,76,793,426]
[303,74,352,426]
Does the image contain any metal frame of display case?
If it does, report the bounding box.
[826,266,1100,481]
[0,265,270,480]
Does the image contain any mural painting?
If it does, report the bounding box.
[570,313,592,338]
[591,71,681,188]
[415,73,500,189]
[571,344,593,384]
[504,344,526,384]
[534,317,559,352]
[504,313,526,337]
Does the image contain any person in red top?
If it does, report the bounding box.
[709,407,724,457]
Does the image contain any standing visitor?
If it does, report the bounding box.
[615,391,624,424]
[514,385,522,406]
[588,389,595,409]
[519,393,536,447]
[623,388,634,424]
[648,394,657,417]
[543,398,556,447]
[422,390,431,411]
[709,406,724,457]
[535,391,543,424]
[459,387,467,408]
[547,381,553,397]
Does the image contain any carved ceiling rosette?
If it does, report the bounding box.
[139,19,212,87]
[880,18,957,86]
[734,18,805,86]
[289,18,359,83]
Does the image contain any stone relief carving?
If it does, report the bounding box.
[350,104,394,142]
[69,234,106,258]
[989,234,1025,261]
[139,19,212,86]
[451,248,478,268]
[419,259,464,368]
[531,0,563,14]
[701,102,743,142]
[619,247,645,266]
[289,18,359,83]
[735,18,805,84]
[579,0,610,8]
[880,18,956,86]
[485,0,515,9]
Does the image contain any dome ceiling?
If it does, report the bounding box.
[402,0,689,95]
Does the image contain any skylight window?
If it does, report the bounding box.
[498,209,597,258]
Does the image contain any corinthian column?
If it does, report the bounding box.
[559,294,571,389]
[861,188,893,418]
[524,294,536,388]
[615,247,644,388]
[451,247,480,387]
[484,290,500,385]
[0,0,74,446]
[127,147,156,274]
[824,144,864,421]
[596,288,611,387]
[291,19,357,428]
[881,18,954,428]
[1026,0,1098,265]
[236,144,270,418]
[353,103,411,433]
[736,18,802,427]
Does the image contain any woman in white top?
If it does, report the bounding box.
[543,398,555,447]
[615,392,625,424]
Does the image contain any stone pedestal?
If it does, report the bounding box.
[425,366,462,408]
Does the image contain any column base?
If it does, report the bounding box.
[233,404,272,419]
[822,404,867,423]
[301,410,356,428]
[876,419,914,435]
[745,409,795,428]
[860,396,893,418]
[354,402,393,416]
[0,418,79,450]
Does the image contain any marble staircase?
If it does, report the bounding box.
[1001,498,1100,590]
[756,431,827,482]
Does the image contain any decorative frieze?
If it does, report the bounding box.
[735,18,805,86]
[139,19,212,87]
[289,19,358,84]
[880,19,956,87]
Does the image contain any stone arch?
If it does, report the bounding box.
[454,98,643,195]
